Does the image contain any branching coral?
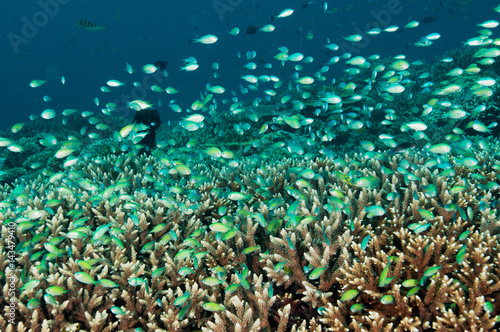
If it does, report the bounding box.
[1,110,500,332]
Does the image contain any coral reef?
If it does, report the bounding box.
[1,135,499,330]
[2,31,500,330]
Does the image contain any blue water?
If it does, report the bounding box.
[0,0,492,130]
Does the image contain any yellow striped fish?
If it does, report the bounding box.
[76,20,106,31]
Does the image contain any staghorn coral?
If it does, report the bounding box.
[0,132,498,332]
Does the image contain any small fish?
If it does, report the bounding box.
[194,34,218,44]
[202,277,222,286]
[456,246,467,265]
[402,279,419,288]
[111,306,126,315]
[27,298,41,309]
[152,268,166,278]
[364,205,385,218]
[178,267,194,276]
[46,285,68,296]
[340,289,359,301]
[274,8,294,19]
[19,279,40,292]
[459,230,471,241]
[378,261,394,287]
[259,24,275,32]
[380,294,394,304]
[203,302,226,312]
[107,80,125,87]
[361,235,371,251]
[44,243,63,257]
[242,246,260,254]
[309,266,327,280]
[428,143,451,154]
[174,291,190,306]
[74,272,97,285]
[229,27,240,35]
[407,286,421,297]
[423,265,441,277]
[30,79,47,88]
[44,293,57,306]
[350,303,364,313]
[76,20,106,31]
[210,222,232,233]
[128,277,146,287]
[228,192,252,201]
[97,279,119,288]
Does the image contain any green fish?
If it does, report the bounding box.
[418,209,434,220]
[228,192,252,201]
[235,270,250,290]
[46,285,68,296]
[209,222,232,233]
[364,205,385,218]
[140,241,155,253]
[43,243,63,257]
[150,223,167,233]
[350,303,365,313]
[402,279,419,288]
[92,223,111,241]
[407,286,421,297]
[202,302,226,312]
[111,235,125,248]
[378,261,394,287]
[225,284,240,294]
[27,298,41,309]
[459,230,471,241]
[456,246,467,265]
[128,277,146,286]
[174,249,193,261]
[309,266,327,280]
[222,229,237,241]
[74,272,97,285]
[274,262,287,272]
[414,224,431,234]
[174,291,190,306]
[110,306,126,316]
[202,277,222,286]
[179,267,194,276]
[76,260,93,270]
[484,301,494,313]
[66,230,87,239]
[242,246,260,254]
[17,222,35,232]
[380,294,394,304]
[183,238,201,248]
[423,265,441,277]
[361,235,371,251]
[19,279,40,292]
[97,279,119,288]
[152,267,166,278]
[340,289,359,302]
[44,293,57,306]
[178,302,191,320]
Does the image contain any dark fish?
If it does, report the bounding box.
[388,142,416,155]
[302,1,313,9]
[76,20,106,31]
[154,60,168,70]
[420,16,439,24]
[245,26,258,34]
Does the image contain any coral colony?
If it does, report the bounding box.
[2,3,500,332]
